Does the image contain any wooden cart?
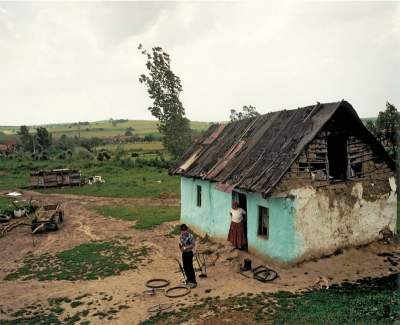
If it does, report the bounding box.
[31,203,64,233]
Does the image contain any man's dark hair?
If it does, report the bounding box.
[180,224,188,231]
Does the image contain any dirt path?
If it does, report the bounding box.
[0,189,180,207]
[0,192,398,324]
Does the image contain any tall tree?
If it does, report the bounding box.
[17,125,33,152]
[230,105,260,121]
[35,127,52,152]
[138,44,192,158]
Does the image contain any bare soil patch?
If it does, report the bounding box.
[0,191,398,324]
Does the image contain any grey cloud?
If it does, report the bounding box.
[0,1,399,125]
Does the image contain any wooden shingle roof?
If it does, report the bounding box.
[170,100,394,197]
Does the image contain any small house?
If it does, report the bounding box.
[170,101,397,263]
[30,169,81,188]
[0,140,17,156]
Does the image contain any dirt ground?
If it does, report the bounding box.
[0,190,399,324]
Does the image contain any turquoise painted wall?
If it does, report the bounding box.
[181,177,231,236]
[180,177,300,262]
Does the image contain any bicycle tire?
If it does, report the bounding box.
[145,278,170,289]
[253,269,278,282]
[165,286,190,298]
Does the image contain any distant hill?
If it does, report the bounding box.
[0,117,377,141]
[361,117,377,123]
[0,120,212,139]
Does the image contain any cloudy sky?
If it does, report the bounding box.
[0,1,399,125]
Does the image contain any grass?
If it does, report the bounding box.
[41,166,179,198]
[4,241,149,281]
[0,197,12,212]
[1,292,126,324]
[0,159,180,198]
[95,205,180,229]
[140,277,400,324]
[0,313,62,324]
[99,141,164,152]
[270,289,399,324]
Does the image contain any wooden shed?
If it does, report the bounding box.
[30,169,82,188]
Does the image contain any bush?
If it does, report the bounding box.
[97,150,111,161]
[113,146,125,161]
[72,147,95,160]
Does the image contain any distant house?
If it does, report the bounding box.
[0,140,17,155]
[170,101,397,263]
[30,169,81,188]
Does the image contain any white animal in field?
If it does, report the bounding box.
[88,176,105,185]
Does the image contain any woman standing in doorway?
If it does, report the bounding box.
[227,201,246,250]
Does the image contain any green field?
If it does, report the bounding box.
[95,205,180,229]
[0,159,180,198]
[99,141,164,152]
[0,119,212,139]
[1,117,376,142]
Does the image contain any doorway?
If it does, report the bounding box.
[232,191,248,245]
[327,133,348,180]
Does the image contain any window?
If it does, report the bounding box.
[328,133,348,180]
[350,162,362,177]
[258,206,269,238]
[196,185,202,207]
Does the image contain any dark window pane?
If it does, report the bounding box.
[196,185,202,207]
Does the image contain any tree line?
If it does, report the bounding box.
[365,102,399,160]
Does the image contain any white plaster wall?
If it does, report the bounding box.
[290,177,397,259]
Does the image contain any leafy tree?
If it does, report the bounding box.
[55,134,74,151]
[35,127,52,152]
[366,102,399,159]
[230,105,260,121]
[17,125,33,152]
[138,44,192,158]
[377,102,399,158]
[125,130,133,136]
[365,120,377,135]
[144,134,155,142]
[79,137,103,151]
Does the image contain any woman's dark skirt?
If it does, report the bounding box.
[227,221,246,248]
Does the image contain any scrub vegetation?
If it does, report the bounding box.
[0,291,130,324]
[4,241,149,281]
[95,205,180,229]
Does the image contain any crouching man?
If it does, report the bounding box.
[179,224,197,288]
